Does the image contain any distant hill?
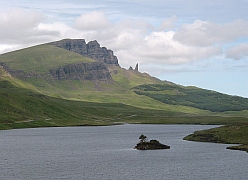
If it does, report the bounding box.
[0,39,173,111]
[1,38,248,129]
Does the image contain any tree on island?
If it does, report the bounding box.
[135,134,170,150]
[139,134,147,143]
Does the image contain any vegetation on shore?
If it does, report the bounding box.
[184,124,248,153]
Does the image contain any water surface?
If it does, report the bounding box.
[0,124,247,179]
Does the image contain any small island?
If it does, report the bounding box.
[134,134,170,150]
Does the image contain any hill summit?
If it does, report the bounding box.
[1,38,248,113]
[49,39,119,66]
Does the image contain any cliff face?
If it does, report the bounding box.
[0,39,120,82]
[49,39,119,66]
[50,62,112,81]
[0,62,112,82]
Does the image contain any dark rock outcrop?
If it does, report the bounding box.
[128,63,139,71]
[134,63,139,71]
[0,62,113,82]
[135,140,170,150]
[49,39,119,66]
[135,135,170,150]
[50,62,112,81]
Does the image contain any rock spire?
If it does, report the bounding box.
[135,63,138,71]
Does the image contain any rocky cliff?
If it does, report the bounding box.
[0,62,112,82]
[50,62,112,81]
[49,39,119,66]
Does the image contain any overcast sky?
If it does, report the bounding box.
[1,0,248,97]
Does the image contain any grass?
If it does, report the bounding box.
[0,44,95,73]
[108,65,161,89]
[6,71,209,114]
[133,83,248,112]
[0,79,188,129]
[1,79,248,131]
[184,123,248,153]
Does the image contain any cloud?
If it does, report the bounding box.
[114,31,222,68]
[173,20,248,46]
[0,8,42,42]
[74,11,111,30]
[158,15,178,31]
[1,8,247,75]
[0,8,62,53]
[226,44,248,60]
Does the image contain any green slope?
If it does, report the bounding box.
[0,43,208,114]
[1,78,248,130]
[1,72,248,129]
[184,124,248,153]
[1,41,248,117]
[133,84,248,112]
[108,65,162,88]
[0,44,95,73]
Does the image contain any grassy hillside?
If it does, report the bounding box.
[1,44,208,113]
[0,44,95,73]
[2,78,248,130]
[184,124,248,153]
[133,84,248,112]
[108,65,162,88]
[1,41,248,118]
[1,42,248,115]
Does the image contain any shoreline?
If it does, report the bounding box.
[183,123,248,153]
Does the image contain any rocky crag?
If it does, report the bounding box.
[0,62,112,82]
[49,39,119,66]
[129,63,139,71]
[50,62,112,81]
[1,39,140,82]
[0,39,120,82]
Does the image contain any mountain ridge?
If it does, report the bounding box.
[0,38,247,114]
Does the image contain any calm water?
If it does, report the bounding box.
[0,124,247,180]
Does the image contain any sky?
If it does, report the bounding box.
[0,0,248,97]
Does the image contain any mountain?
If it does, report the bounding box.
[0,39,248,129]
[0,39,173,110]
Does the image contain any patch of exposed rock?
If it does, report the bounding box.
[128,63,139,72]
[50,62,112,81]
[49,39,119,66]
[135,135,170,150]
[135,140,170,150]
[0,62,113,82]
